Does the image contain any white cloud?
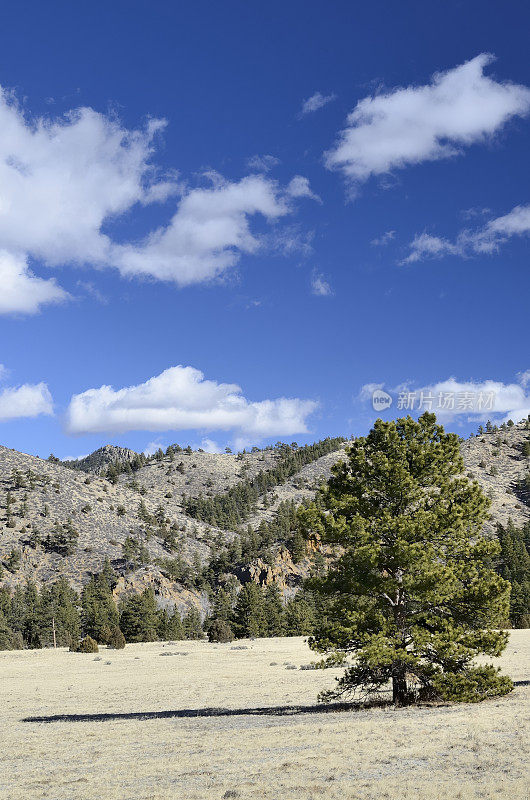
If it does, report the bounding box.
[0,90,174,266]
[301,92,336,115]
[77,280,108,304]
[0,250,69,315]
[357,382,385,402]
[371,230,396,246]
[326,54,530,190]
[403,233,459,263]
[199,438,221,453]
[246,154,280,172]
[471,204,530,252]
[403,203,530,263]
[517,370,530,389]
[61,453,89,463]
[286,175,321,202]
[359,373,530,424]
[310,269,333,296]
[0,381,53,421]
[112,173,310,285]
[0,87,315,310]
[65,365,318,438]
[143,440,165,456]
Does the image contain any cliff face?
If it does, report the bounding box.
[1,422,528,613]
[235,547,308,597]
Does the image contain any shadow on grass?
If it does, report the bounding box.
[22,700,391,724]
[21,681,527,724]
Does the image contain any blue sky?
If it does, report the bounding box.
[1,0,529,458]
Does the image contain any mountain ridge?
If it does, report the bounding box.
[1,423,529,615]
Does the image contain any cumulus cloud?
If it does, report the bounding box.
[403,203,530,263]
[65,365,318,438]
[0,87,316,310]
[0,91,173,265]
[0,381,53,421]
[359,373,530,424]
[301,92,336,115]
[326,54,530,191]
[310,269,333,296]
[0,250,69,315]
[286,175,321,202]
[112,174,290,284]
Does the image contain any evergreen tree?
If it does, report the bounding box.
[81,574,119,642]
[232,583,267,638]
[22,581,41,648]
[39,578,80,647]
[263,584,285,636]
[284,592,316,635]
[183,607,203,639]
[212,587,234,621]
[120,588,159,642]
[120,588,160,642]
[496,520,530,627]
[166,607,184,640]
[0,610,21,650]
[301,413,512,705]
[208,618,233,642]
[290,528,306,563]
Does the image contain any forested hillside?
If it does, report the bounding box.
[1,420,529,650]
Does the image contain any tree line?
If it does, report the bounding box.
[0,553,323,650]
[183,437,345,529]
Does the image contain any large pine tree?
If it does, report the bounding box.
[301,413,513,705]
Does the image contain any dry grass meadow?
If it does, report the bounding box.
[1,631,529,800]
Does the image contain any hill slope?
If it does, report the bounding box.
[0,424,529,613]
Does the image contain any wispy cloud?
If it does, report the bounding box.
[246,154,280,172]
[325,54,530,193]
[301,91,336,115]
[77,280,108,305]
[310,269,334,296]
[371,230,396,247]
[403,204,530,263]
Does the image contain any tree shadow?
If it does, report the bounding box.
[22,699,390,724]
[22,682,527,723]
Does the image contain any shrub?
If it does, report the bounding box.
[207,618,233,643]
[432,666,513,703]
[72,635,99,653]
[107,626,126,649]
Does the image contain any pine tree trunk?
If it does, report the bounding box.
[392,665,408,706]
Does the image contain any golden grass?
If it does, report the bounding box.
[1,631,528,800]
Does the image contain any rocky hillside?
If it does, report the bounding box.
[0,438,346,613]
[461,421,529,535]
[0,423,529,614]
[62,445,138,474]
